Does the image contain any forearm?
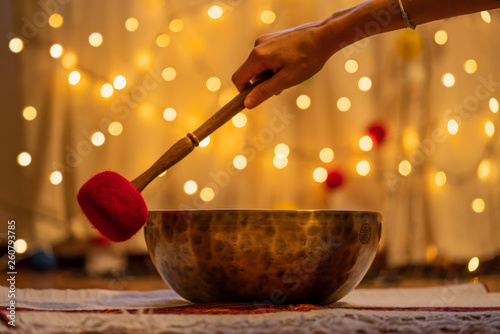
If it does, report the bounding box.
[319,0,500,58]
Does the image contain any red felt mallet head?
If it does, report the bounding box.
[76,71,274,242]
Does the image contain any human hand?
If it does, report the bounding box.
[232,21,336,109]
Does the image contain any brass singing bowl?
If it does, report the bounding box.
[145,209,381,304]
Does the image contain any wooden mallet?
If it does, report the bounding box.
[77,71,273,242]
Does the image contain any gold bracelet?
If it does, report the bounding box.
[397,0,416,29]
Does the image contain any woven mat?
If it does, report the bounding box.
[1,283,499,333]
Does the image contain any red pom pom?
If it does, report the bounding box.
[325,169,344,190]
[77,171,148,242]
[367,123,386,145]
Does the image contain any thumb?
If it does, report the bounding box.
[244,75,283,109]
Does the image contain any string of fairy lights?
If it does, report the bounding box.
[8,5,498,269]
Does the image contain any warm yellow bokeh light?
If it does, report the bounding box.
[477,160,491,180]
[199,136,210,147]
[17,152,32,166]
[184,180,198,195]
[344,59,359,73]
[125,18,139,32]
[200,187,215,202]
[208,5,223,19]
[260,10,276,24]
[472,198,485,213]
[356,160,370,176]
[434,30,448,45]
[435,171,447,187]
[62,52,78,69]
[9,38,24,53]
[319,148,334,163]
[14,239,28,254]
[296,94,311,109]
[468,257,480,272]
[313,167,328,183]
[359,135,373,152]
[169,19,184,32]
[274,143,290,157]
[442,73,455,87]
[206,77,221,92]
[50,44,63,58]
[49,14,63,28]
[108,121,123,136]
[68,71,81,85]
[113,75,127,90]
[158,171,167,177]
[481,11,491,23]
[490,98,499,113]
[358,77,372,92]
[403,128,420,151]
[447,119,459,135]
[100,83,114,98]
[398,160,412,176]
[233,155,247,170]
[485,121,495,136]
[232,113,247,128]
[337,97,351,112]
[163,107,177,122]
[426,244,438,263]
[138,102,155,119]
[50,171,63,185]
[91,132,105,146]
[464,59,477,74]
[89,32,103,47]
[162,67,177,81]
[156,34,171,47]
[273,156,288,169]
[23,106,37,121]
[136,51,152,69]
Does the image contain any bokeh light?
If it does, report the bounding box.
[472,198,485,213]
[464,59,477,74]
[100,83,114,98]
[485,121,495,136]
[274,143,290,157]
[319,148,334,163]
[398,160,412,176]
[9,38,24,53]
[356,160,370,176]
[434,30,448,45]
[199,136,210,147]
[359,135,373,151]
[337,97,351,112]
[89,32,103,47]
[200,187,215,202]
[344,59,359,73]
[163,107,177,122]
[296,94,311,109]
[358,77,372,91]
[233,155,247,170]
[232,113,247,128]
[125,18,139,31]
[468,257,480,272]
[17,152,32,166]
[447,119,459,135]
[442,73,455,87]
[208,5,223,19]
[48,14,63,28]
[113,75,127,90]
[313,167,328,183]
[403,128,419,150]
[108,122,123,136]
[156,34,171,47]
[477,159,491,180]
[260,10,276,24]
[50,44,63,58]
[68,71,81,85]
[206,77,221,92]
[14,239,28,254]
[481,11,491,23]
[50,171,63,185]
[162,67,176,81]
[169,19,184,32]
[490,98,499,113]
[62,52,78,69]
[435,171,447,187]
[136,51,152,69]
[273,156,288,169]
[184,180,198,194]
[91,132,105,146]
[23,106,37,121]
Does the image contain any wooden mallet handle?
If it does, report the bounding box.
[131,70,274,192]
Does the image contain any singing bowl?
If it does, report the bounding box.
[144,209,381,304]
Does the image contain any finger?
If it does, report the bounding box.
[244,72,289,109]
[232,59,270,92]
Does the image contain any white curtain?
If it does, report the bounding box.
[1,0,499,266]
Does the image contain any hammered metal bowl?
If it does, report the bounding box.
[144,210,381,304]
